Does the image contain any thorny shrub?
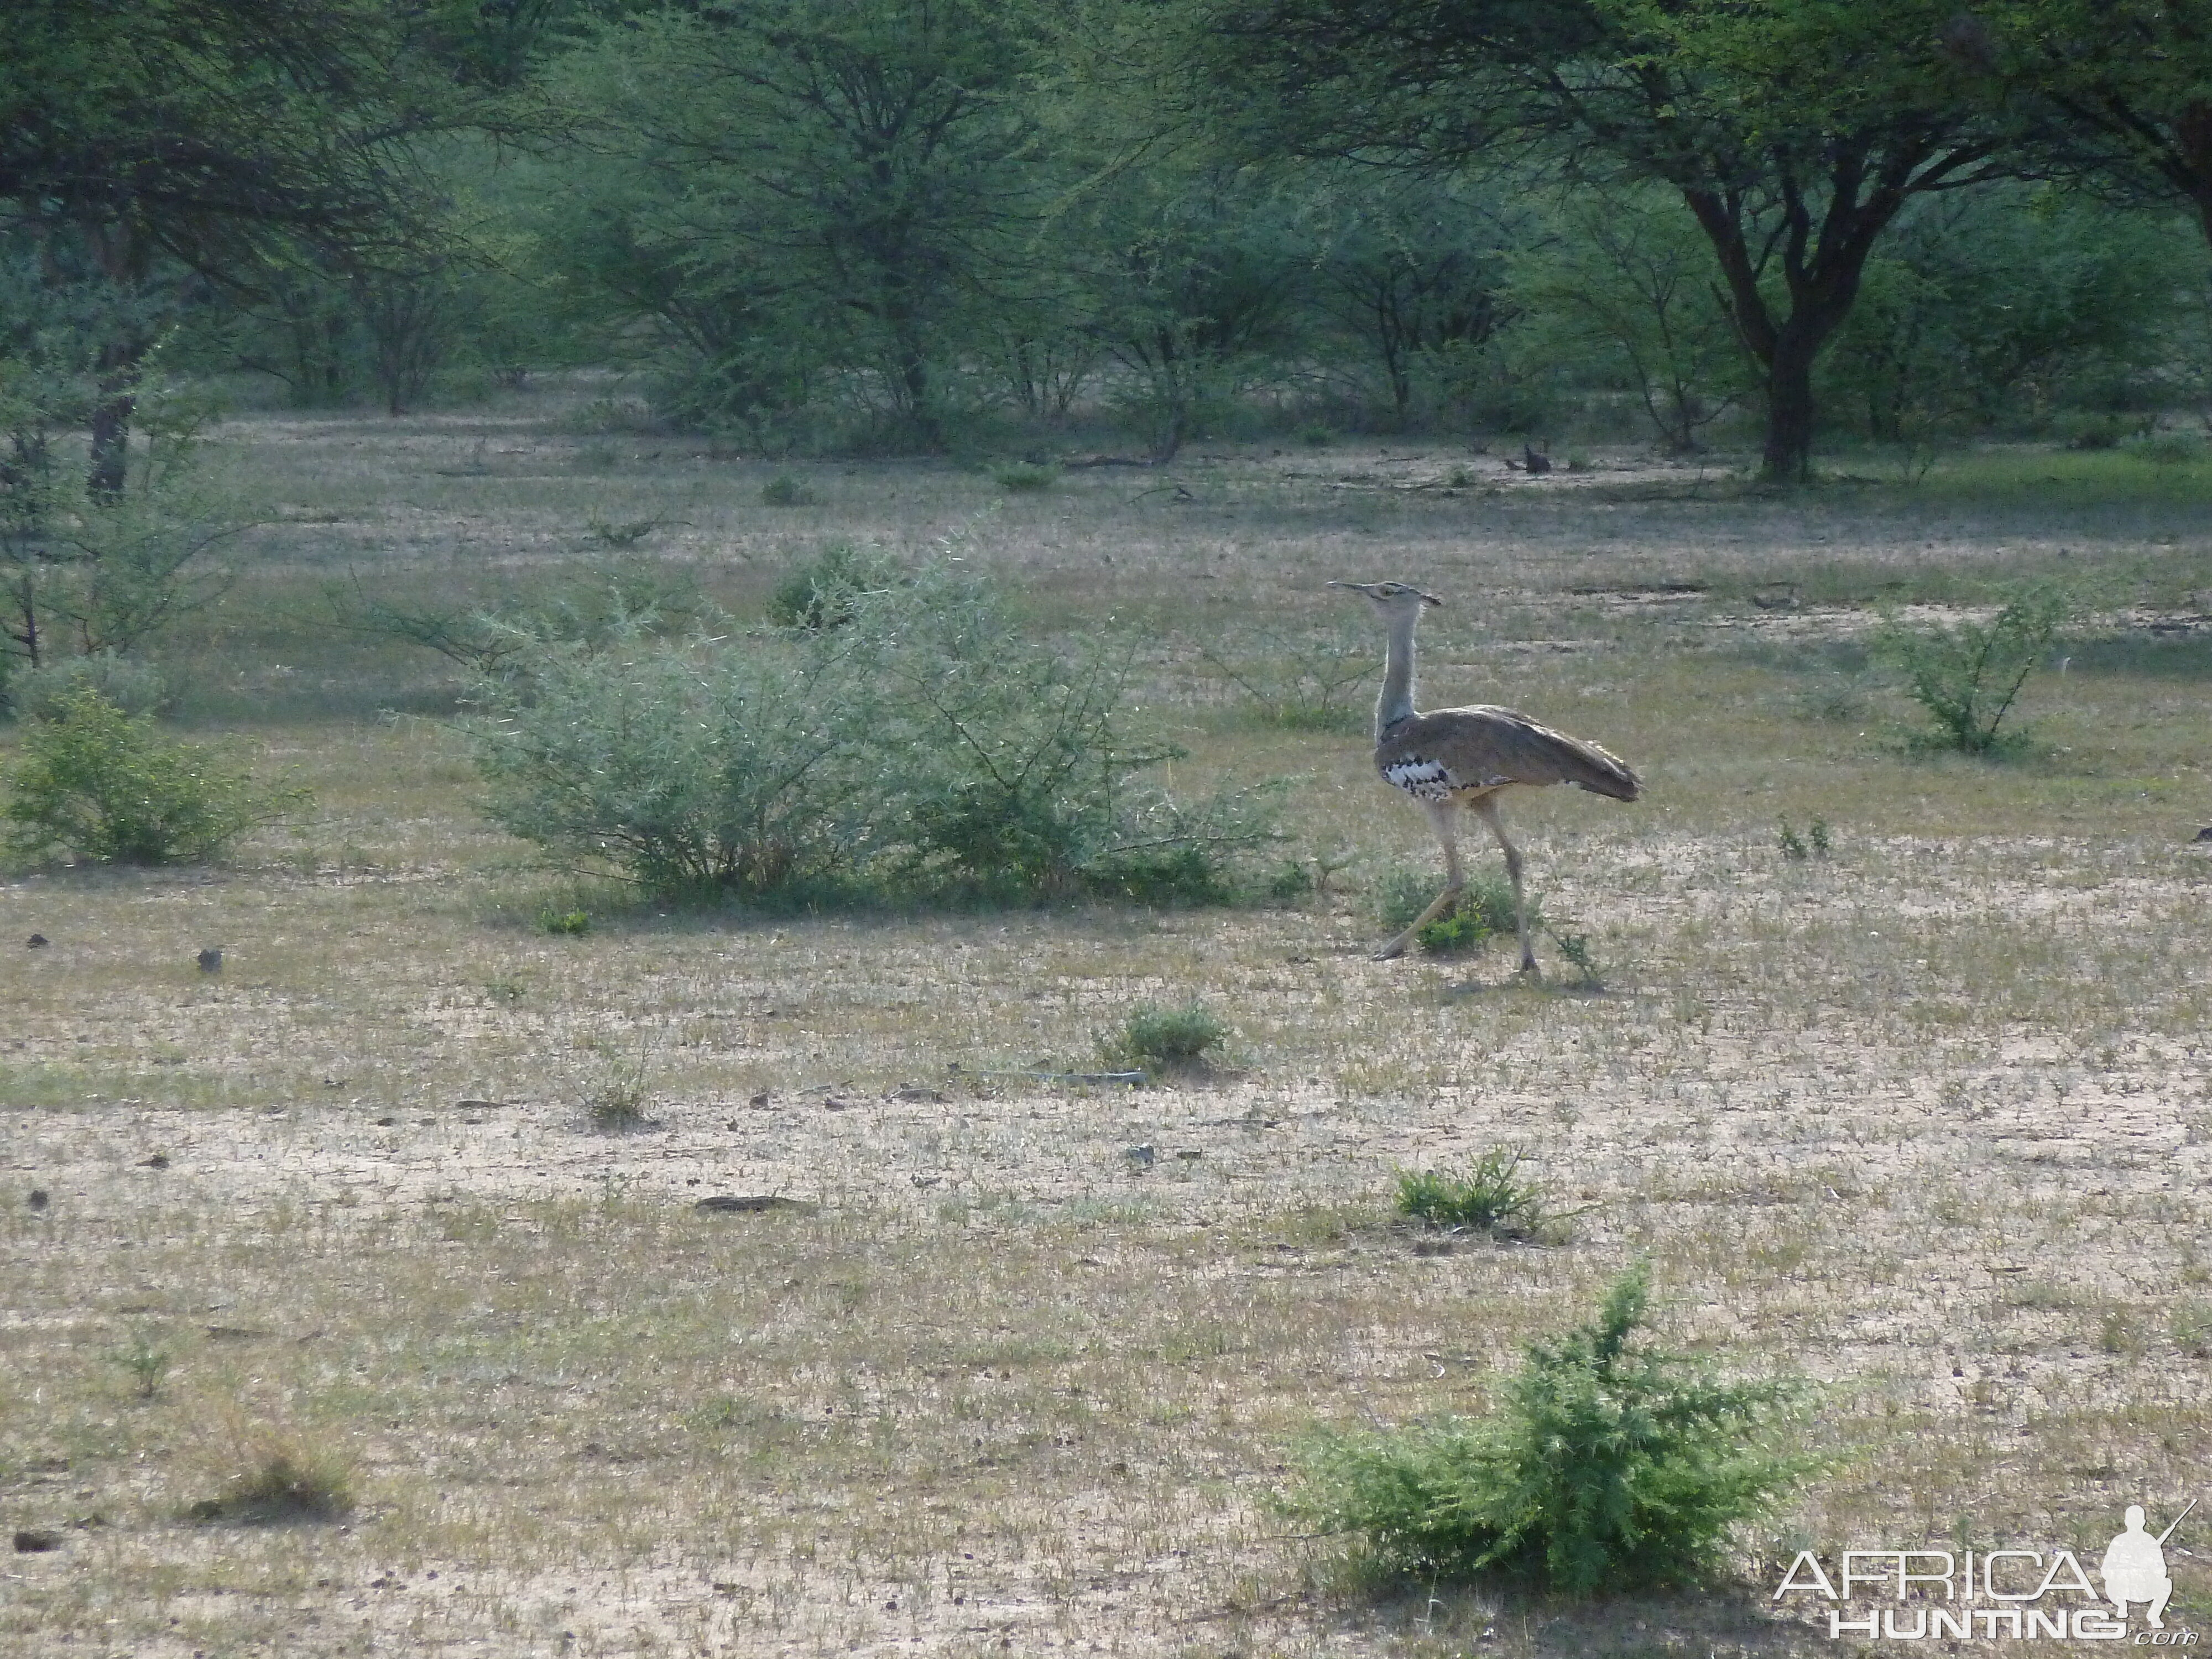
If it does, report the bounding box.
[467,565,1280,905]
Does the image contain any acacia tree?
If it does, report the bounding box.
[0,0,454,492]
[1199,0,2020,478]
[549,0,1051,447]
[1506,186,1751,452]
[1976,1,2212,245]
[1302,171,1528,430]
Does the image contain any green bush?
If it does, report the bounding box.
[1395,1148,1547,1235]
[1099,1002,1228,1072]
[2125,431,2204,468]
[468,567,1279,906]
[6,650,169,721]
[3,687,306,865]
[1876,584,2073,756]
[1289,1264,1813,1593]
[2059,412,2126,451]
[869,570,1275,902]
[765,542,901,630]
[468,629,880,899]
[1375,865,1525,954]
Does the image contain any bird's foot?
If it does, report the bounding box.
[1373,941,1408,962]
[1517,957,1541,978]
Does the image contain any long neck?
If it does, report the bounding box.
[1375,604,1420,735]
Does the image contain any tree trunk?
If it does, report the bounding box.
[87,337,143,500]
[1760,339,1819,482]
[84,218,152,500]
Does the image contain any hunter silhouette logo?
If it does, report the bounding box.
[2103,1500,2192,1630]
[1775,1498,2200,1641]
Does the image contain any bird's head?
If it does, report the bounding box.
[1327,580,1443,613]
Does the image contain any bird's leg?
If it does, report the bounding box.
[1474,797,1537,974]
[1376,801,1464,961]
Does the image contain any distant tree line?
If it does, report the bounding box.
[5,0,2212,507]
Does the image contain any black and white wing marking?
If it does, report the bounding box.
[1382,754,1512,801]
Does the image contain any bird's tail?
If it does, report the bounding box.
[1552,732,1641,801]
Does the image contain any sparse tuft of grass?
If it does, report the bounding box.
[1395,1147,1550,1237]
[991,462,1058,493]
[1098,1003,1228,1074]
[189,1435,354,1524]
[579,1041,655,1130]
[2125,431,2204,468]
[760,472,821,507]
[585,513,664,548]
[539,907,590,936]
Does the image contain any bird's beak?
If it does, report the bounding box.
[1421,590,1444,608]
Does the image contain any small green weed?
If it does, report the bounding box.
[1194,618,1373,732]
[1376,867,1524,954]
[1395,1147,1548,1236]
[1099,1003,1228,1073]
[2173,1303,2212,1358]
[1417,910,1491,954]
[1287,1263,1814,1593]
[1876,583,2074,757]
[1808,818,1831,855]
[111,1323,173,1400]
[1545,924,1603,988]
[992,462,1058,492]
[1778,821,1807,860]
[540,908,590,936]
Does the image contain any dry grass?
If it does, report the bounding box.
[6,385,2212,1654]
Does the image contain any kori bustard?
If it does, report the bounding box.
[1331,580,1640,968]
